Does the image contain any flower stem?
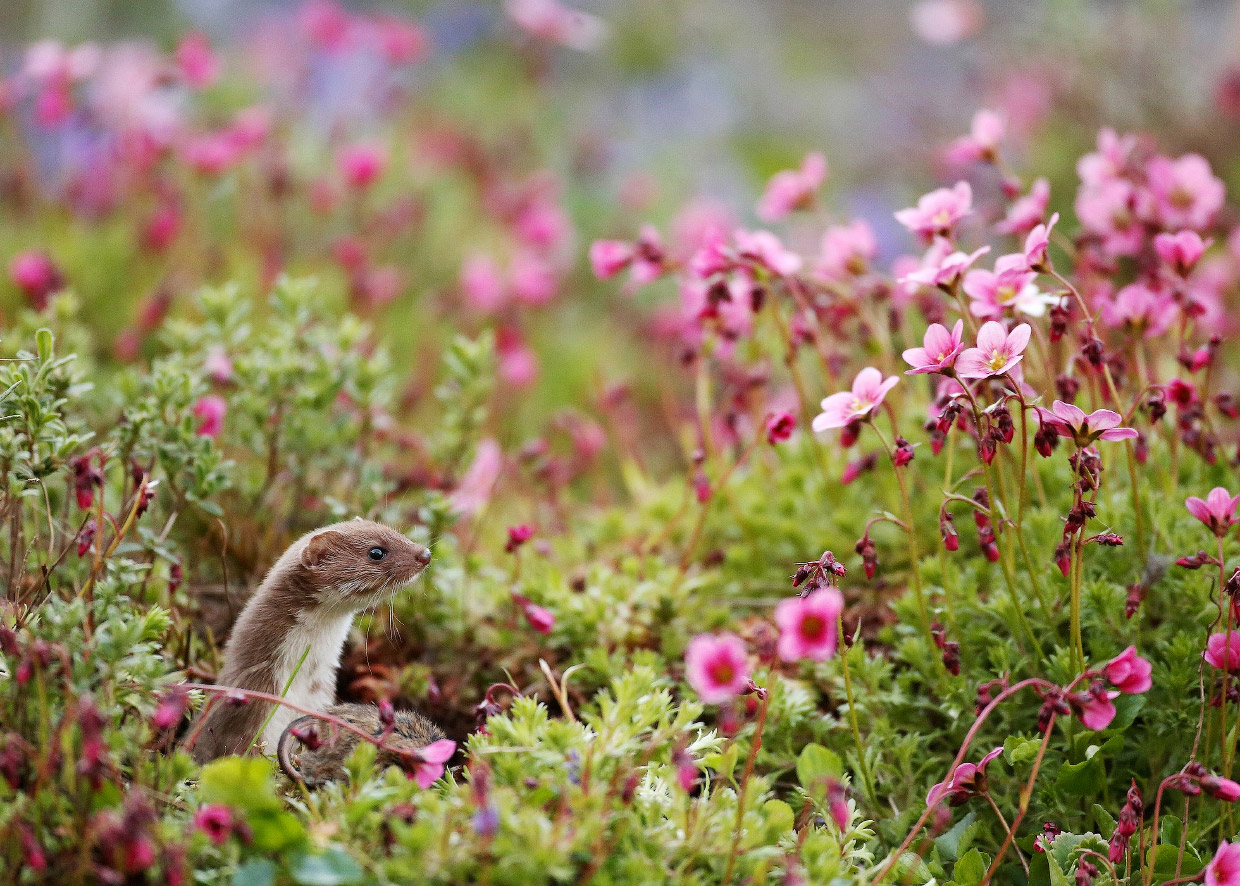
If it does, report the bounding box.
[838,613,877,806]
[721,689,770,886]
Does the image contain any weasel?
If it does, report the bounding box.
[188,519,431,762]
[276,702,446,786]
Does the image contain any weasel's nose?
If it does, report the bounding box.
[414,546,431,567]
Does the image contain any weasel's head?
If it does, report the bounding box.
[297,519,431,611]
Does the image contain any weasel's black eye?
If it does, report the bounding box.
[368,547,386,561]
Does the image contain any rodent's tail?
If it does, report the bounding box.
[276,715,315,784]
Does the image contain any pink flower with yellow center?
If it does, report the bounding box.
[955,321,1031,379]
[813,367,899,431]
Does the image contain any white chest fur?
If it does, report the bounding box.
[259,610,354,752]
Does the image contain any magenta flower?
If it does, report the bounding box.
[899,242,989,290]
[894,181,972,240]
[175,32,220,90]
[203,347,234,384]
[1036,401,1138,446]
[461,255,507,313]
[926,747,1003,807]
[337,142,387,190]
[756,152,827,222]
[589,240,633,279]
[774,588,843,662]
[1207,841,1240,886]
[8,250,63,310]
[513,592,554,634]
[411,739,457,789]
[1076,689,1119,731]
[1186,487,1239,537]
[765,411,797,445]
[955,322,1031,379]
[812,368,899,431]
[684,632,750,704]
[1103,646,1152,694]
[192,395,227,438]
[903,321,964,375]
[1154,230,1210,275]
[1205,632,1240,672]
[193,805,235,845]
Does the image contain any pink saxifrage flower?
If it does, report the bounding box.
[411,739,456,789]
[946,109,1005,165]
[964,254,1056,319]
[894,181,972,240]
[997,178,1050,236]
[192,395,227,438]
[1205,632,1240,672]
[685,632,750,704]
[756,152,827,222]
[903,320,964,375]
[1076,688,1120,731]
[773,588,844,662]
[1036,401,1138,446]
[815,220,877,280]
[1186,487,1239,537]
[1154,230,1210,275]
[813,367,899,431]
[193,805,234,845]
[337,142,387,190]
[926,747,1003,808]
[1022,212,1058,269]
[899,241,989,290]
[1104,646,1152,694]
[955,321,1031,379]
[1145,153,1225,231]
[1207,841,1240,886]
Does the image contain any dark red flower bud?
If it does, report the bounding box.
[892,436,915,466]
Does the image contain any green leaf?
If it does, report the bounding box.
[934,811,980,862]
[35,328,53,362]
[289,848,365,885]
[233,858,276,886]
[796,743,843,795]
[1056,756,1106,796]
[952,848,988,886]
[198,757,282,815]
[248,809,306,853]
[1003,735,1043,766]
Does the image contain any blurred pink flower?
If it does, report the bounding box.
[192,395,227,438]
[910,0,984,46]
[946,109,1005,165]
[815,220,877,280]
[1186,487,1239,537]
[1104,647,1152,694]
[895,181,972,240]
[1098,283,1176,338]
[450,439,503,517]
[734,229,803,276]
[513,592,554,634]
[589,240,633,279]
[505,0,605,51]
[813,367,899,431]
[193,805,234,845]
[1078,128,1137,186]
[497,328,539,388]
[684,633,750,704]
[1076,179,1142,256]
[183,131,243,177]
[514,197,571,252]
[997,177,1050,235]
[203,347,234,384]
[956,321,1030,379]
[371,14,429,64]
[1207,841,1240,886]
[1206,633,1240,673]
[175,32,220,90]
[903,320,964,375]
[412,739,456,789]
[1036,401,1138,445]
[461,255,507,313]
[765,411,797,444]
[8,250,63,310]
[1146,154,1224,231]
[774,589,843,662]
[756,152,827,222]
[510,251,558,305]
[1154,230,1210,275]
[338,143,387,190]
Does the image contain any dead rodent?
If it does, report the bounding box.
[277,702,446,786]
[186,519,431,762]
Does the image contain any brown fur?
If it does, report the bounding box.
[276,702,446,786]
[186,520,431,762]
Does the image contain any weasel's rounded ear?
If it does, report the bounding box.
[301,530,345,569]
